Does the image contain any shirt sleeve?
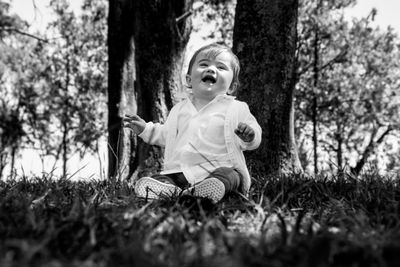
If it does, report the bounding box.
[137,101,182,147]
[138,121,167,147]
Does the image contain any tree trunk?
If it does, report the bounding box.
[107,0,192,180]
[312,2,320,176]
[107,0,136,180]
[312,95,318,175]
[62,56,71,178]
[9,146,16,179]
[336,123,343,170]
[336,87,343,171]
[351,126,392,176]
[62,116,68,178]
[232,0,302,176]
[0,153,6,179]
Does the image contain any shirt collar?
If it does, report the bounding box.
[184,92,236,103]
[215,94,236,101]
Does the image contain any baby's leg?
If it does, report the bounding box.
[185,167,241,203]
[208,167,241,193]
[135,173,186,200]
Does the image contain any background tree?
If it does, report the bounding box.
[296,0,355,174]
[296,0,400,175]
[0,0,107,178]
[107,0,193,180]
[233,0,303,176]
[0,1,33,177]
[190,0,236,47]
[40,0,107,177]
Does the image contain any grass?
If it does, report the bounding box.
[1,172,400,266]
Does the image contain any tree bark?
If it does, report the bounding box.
[107,0,192,180]
[107,0,136,180]
[232,0,302,176]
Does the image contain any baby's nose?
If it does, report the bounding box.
[206,65,217,73]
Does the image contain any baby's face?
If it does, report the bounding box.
[187,51,235,101]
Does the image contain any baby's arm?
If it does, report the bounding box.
[123,114,146,135]
[123,114,166,146]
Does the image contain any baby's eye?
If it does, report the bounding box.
[199,63,208,67]
[217,65,228,70]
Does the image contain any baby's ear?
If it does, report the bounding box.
[227,82,238,95]
[185,75,192,88]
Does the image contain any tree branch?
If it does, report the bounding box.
[175,11,192,23]
[1,27,48,43]
[297,46,348,76]
[319,47,348,72]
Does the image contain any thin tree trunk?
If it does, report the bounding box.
[62,56,71,178]
[351,126,392,176]
[312,95,318,175]
[62,114,68,177]
[336,127,343,170]
[9,146,16,178]
[336,87,343,171]
[233,0,303,176]
[312,21,320,176]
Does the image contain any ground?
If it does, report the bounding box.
[1,173,399,266]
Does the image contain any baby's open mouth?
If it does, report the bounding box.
[201,75,217,84]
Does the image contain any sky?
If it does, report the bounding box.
[345,0,400,33]
[7,0,400,34]
[8,0,82,32]
[4,0,400,179]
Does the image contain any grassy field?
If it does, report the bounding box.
[1,172,400,267]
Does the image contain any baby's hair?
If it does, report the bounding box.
[186,43,240,93]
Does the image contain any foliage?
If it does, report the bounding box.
[295,0,400,175]
[0,0,108,178]
[0,0,33,177]
[0,33,39,177]
[44,0,108,158]
[191,0,236,47]
[1,172,400,266]
[0,0,26,39]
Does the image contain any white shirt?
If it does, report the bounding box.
[162,94,234,184]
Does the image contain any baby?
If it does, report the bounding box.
[123,43,261,203]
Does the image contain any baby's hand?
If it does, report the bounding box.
[234,122,255,142]
[122,114,146,135]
